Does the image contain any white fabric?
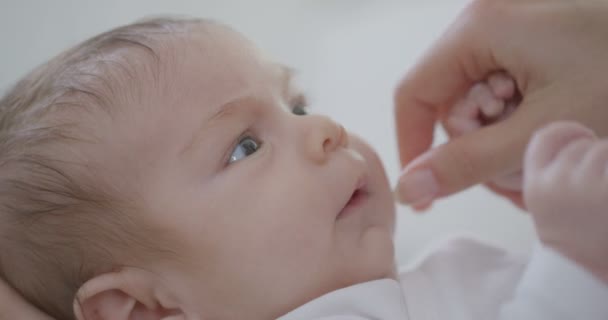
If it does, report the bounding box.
[278,237,608,320]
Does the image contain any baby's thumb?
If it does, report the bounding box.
[395,117,531,207]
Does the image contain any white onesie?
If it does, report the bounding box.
[278,237,608,320]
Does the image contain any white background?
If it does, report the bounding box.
[0,0,536,264]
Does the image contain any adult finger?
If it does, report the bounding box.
[395,0,510,166]
[395,112,536,206]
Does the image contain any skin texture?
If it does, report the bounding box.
[1,24,397,320]
[394,0,608,209]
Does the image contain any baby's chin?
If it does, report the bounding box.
[355,224,398,281]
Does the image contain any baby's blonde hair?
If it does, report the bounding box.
[0,17,207,319]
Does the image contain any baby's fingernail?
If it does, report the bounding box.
[395,169,439,206]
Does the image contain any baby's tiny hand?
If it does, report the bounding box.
[524,122,608,284]
[447,72,516,134]
[446,72,522,191]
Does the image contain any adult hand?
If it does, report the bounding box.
[394,0,608,209]
[0,278,53,320]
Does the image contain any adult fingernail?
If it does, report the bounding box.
[395,169,439,206]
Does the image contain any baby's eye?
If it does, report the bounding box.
[291,95,308,116]
[228,136,260,164]
[292,104,308,116]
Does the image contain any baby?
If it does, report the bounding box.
[0,17,395,319]
[0,17,606,320]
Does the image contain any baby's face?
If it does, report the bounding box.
[95,25,395,319]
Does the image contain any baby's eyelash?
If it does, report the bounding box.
[223,130,261,166]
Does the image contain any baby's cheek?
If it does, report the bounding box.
[348,134,394,213]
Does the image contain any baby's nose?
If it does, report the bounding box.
[304,115,348,163]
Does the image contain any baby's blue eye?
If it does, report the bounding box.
[292,104,308,116]
[228,137,260,164]
[291,95,309,116]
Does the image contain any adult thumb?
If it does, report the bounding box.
[395,113,535,207]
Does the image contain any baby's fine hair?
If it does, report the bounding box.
[0,17,210,319]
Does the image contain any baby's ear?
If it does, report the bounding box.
[73,269,185,320]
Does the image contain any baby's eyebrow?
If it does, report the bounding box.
[208,65,297,122]
[179,65,297,158]
[178,96,256,158]
[209,95,262,123]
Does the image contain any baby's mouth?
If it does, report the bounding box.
[337,177,369,219]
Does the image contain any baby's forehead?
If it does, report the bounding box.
[78,22,288,124]
[165,30,287,92]
[148,32,295,127]
[84,23,292,155]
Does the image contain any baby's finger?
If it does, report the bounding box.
[580,140,608,178]
[446,96,481,136]
[488,72,515,100]
[551,138,594,170]
[525,122,596,173]
[470,83,505,118]
[498,101,518,121]
[447,116,481,136]
[450,96,478,118]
